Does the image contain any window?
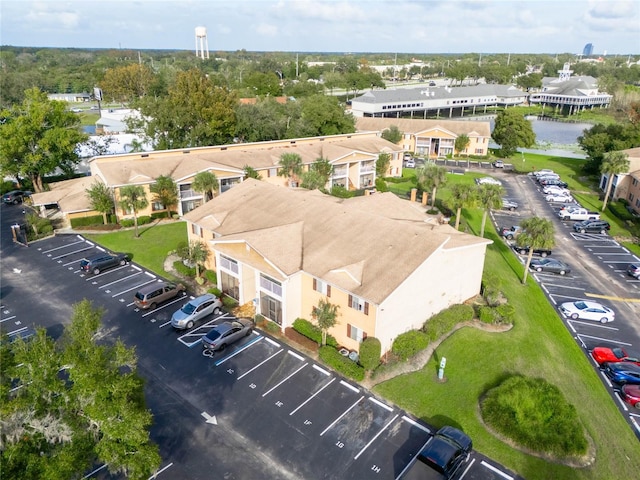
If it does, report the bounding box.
[629,193,634,202]
[348,294,369,314]
[347,324,367,342]
[313,278,331,297]
[191,223,201,236]
[269,168,277,178]
[219,255,239,274]
[260,274,282,297]
[220,271,239,300]
[152,201,164,212]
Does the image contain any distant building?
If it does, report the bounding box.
[47,93,91,103]
[583,43,594,56]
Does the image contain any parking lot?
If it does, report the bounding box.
[1,203,521,480]
[489,171,640,438]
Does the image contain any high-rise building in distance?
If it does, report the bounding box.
[583,43,594,56]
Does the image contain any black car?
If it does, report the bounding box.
[573,220,610,234]
[80,252,129,274]
[538,178,568,188]
[513,245,552,257]
[2,190,30,205]
[529,258,571,275]
[414,426,472,479]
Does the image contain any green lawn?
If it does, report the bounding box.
[375,161,640,479]
[85,221,188,279]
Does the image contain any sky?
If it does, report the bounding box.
[1,0,639,55]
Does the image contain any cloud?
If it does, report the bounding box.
[25,2,81,29]
[256,22,279,37]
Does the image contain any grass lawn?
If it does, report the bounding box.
[375,162,640,479]
[85,221,188,279]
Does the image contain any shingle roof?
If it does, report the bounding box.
[30,176,97,213]
[352,84,525,105]
[184,179,491,304]
[355,117,491,138]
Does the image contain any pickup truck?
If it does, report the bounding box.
[401,426,472,480]
[557,208,600,221]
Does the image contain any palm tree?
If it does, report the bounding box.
[149,175,178,218]
[415,163,447,207]
[600,151,630,212]
[118,185,148,238]
[192,171,219,202]
[278,153,303,187]
[243,165,261,180]
[313,297,340,346]
[517,217,556,284]
[454,134,470,157]
[477,183,504,237]
[85,181,114,225]
[450,184,477,230]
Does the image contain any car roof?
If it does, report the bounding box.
[189,293,216,305]
[137,281,173,295]
[610,362,640,372]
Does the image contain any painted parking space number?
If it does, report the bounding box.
[335,441,344,449]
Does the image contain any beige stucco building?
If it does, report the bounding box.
[183,179,492,355]
[599,147,640,215]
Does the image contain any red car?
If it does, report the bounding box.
[621,384,640,409]
[591,347,640,366]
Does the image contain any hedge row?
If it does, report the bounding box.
[70,215,105,228]
[423,304,474,343]
[120,216,153,228]
[318,346,365,381]
[478,304,516,325]
[292,318,338,347]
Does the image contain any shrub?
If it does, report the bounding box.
[1,180,17,194]
[478,305,498,324]
[318,346,365,381]
[374,178,389,193]
[495,303,516,324]
[263,321,281,334]
[608,200,634,222]
[481,375,588,457]
[222,296,238,309]
[392,330,429,361]
[120,219,135,228]
[173,260,196,277]
[70,215,105,228]
[137,215,152,225]
[359,337,381,371]
[423,304,474,343]
[204,270,217,284]
[208,287,222,297]
[330,185,355,198]
[292,318,338,347]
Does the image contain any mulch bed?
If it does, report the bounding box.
[284,327,319,353]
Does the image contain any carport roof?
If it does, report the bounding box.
[186,179,491,304]
[30,176,97,213]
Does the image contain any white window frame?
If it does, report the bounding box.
[219,254,239,275]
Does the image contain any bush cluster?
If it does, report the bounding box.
[318,346,365,381]
[70,215,105,228]
[204,270,217,285]
[359,337,381,371]
[481,375,588,458]
[222,296,238,309]
[375,178,389,192]
[423,304,474,343]
[478,304,515,325]
[173,260,196,277]
[392,330,429,361]
[292,318,338,347]
[120,219,134,228]
[25,212,53,239]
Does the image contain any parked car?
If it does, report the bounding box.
[545,192,574,203]
[591,346,640,366]
[602,362,640,385]
[171,293,222,330]
[2,190,31,205]
[542,185,570,195]
[404,158,416,168]
[627,263,640,279]
[134,281,185,310]
[573,220,610,234]
[512,245,552,257]
[476,177,502,186]
[70,107,83,113]
[621,384,640,409]
[536,174,560,183]
[532,169,555,178]
[492,160,504,168]
[407,426,472,480]
[529,258,571,275]
[501,198,518,211]
[500,225,522,240]
[539,178,568,188]
[201,319,254,351]
[560,300,615,323]
[80,252,129,274]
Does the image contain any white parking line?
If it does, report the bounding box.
[0,315,16,323]
[542,283,585,291]
[614,391,629,412]
[354,413,399,460]
[549,293,586,302]
[576,333,632,346]
[320,396,365,436]
[87,265,131,282]
[631,417,640,435]
[262,363,308,397]
[111,279,156,298]
[599,370,613,388]
[340,380,360,393]
[401,416,431,434]
[236,347,282,379]
[97,271,142,288]
[480,460,513,480]
[567,319,618,331]
[81,464,107,479]
[140,295,186,317]
[41,240,86,253]
[312,364,330,376]
[396,438,432,480]
[289,377,336,416]
[50,246,93,259]
[158,320,172,328]
[369,396,394,412]
[148,462,173,479]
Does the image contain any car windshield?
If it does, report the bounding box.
[181,302,196,314]
[206,329,222,340]
[612,348,626,359]
[574,302,588,310]
[134,292,145,300]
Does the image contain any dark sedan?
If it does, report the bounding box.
[538,178,568,188]
[80,252,129,274]
[202,319,254,351]
[573,220,610,234]
[603,362,640,385]
[513,245,552,257]
[529,258,571,275]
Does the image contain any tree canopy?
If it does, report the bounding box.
[86,181,115,224]
[0,300,161,480]
[478,183,505,237]
[0,88,88,191]
[415,163,447,207]
[492,110,536,158]
[149,175,178,217]
[118,185,149,237]
[517,217,556,284]
[600,151,630,211]
[192,171,219,201]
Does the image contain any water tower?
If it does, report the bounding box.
[195,26,209,60]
